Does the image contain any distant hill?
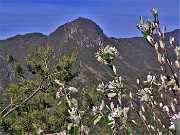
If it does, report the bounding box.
[0,17,179,94]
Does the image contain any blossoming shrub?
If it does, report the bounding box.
[0,8,180,135]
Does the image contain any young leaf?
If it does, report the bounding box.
[100,100,105,111]
[169,36,174,45]
[94,115,102,125]
[54,79,63,86]
[68,123,73,131]
[112,65,116,74]
[159,40,164,49]
[107,93,116,98]
[71,98,78,108]
[151,7,158,18]
[68,87,78,92]
[162,25,166,34]
[110,102,114,110]
[175,60,180,69]
[140,16,144,24]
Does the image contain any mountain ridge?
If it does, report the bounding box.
[1,17,179,41]
[0,17,179,94]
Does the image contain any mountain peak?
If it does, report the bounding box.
[48,17,109,47]
[51,17,104,36]
[72,17,97,25]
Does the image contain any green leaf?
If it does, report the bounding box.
[143,31,149,38]
[104,45,110,52]
[94,115,102,125]
[104,116,110,124]
[125,94,132,101]
[67,99,72,108]
[106,49,114,56]
[54,79,63,86]
[74,126,79,135]
[125,124,133,135]
[121,86,126,90]
[102,54,109,60]
[71,98,78,108]
[68,87,78,92]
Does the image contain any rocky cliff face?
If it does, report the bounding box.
[0,17,179,92]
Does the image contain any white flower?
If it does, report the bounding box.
[56,91,60,99]
[108,114,114,121]
[96,82,105,92]
[109,47,118,55]
[68,107,77,116]
[112,108,119,117]
[108,114,116,128]
[163,106,169,112]
[68,107,81,126]
[36,128,43,135]
[108,80,116,89]
[91,106,98,115]
[169,123,175,130]
[172,112,180,120]
[146,74,156,84]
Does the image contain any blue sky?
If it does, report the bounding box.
[0,0,179,40]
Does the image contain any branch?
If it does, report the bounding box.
[1,104,12,114]
[156,26,179,88]
[2,87,42,118]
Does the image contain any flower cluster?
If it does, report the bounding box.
[95,45,118,65]
[107,102,129,130]
[97,77,123,92]
[136,8,159,47]
[67,107,81,129]
[96,76,124,100]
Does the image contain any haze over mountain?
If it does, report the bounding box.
[0,17,179,94]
